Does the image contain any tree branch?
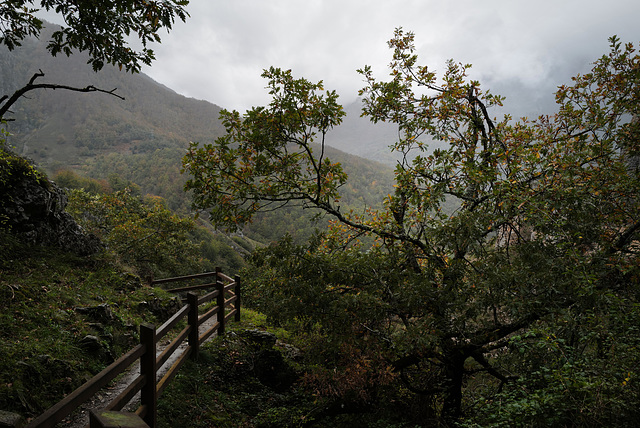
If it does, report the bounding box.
[0,70,125,120]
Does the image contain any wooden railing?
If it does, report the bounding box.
[25,268,241,428]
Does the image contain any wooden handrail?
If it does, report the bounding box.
[106,374,145,412]
[198,305,220,327]
[223,282,237,292]
[139,325,157,427]
[165,282,216,294]
[218,272,234,283]
[156,346,192,398]
[198,288,220,305]
[156,304,190,341]
[26,269,241,428]
[198,322,220,345]
[150,272,217,285]
[224,310,237,324]
[156,324,191,369]
[26,344,145,428]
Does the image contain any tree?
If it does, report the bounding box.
[0,0,189,120]
[183,66,347,227]
[67,188,201,277]
[0,0,189,72]
[183,31,640,425]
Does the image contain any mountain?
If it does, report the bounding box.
[1,25,395,237]
[326,99,401,165]
[1,26,226,168]
[1,25,405,169]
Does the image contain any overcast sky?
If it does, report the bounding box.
[43,0,640,116]
[136,0,640,116]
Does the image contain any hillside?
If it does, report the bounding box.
[0,227,202,421]
[0,25,226,168]
[1,26,396,235]
[1,25,403,172]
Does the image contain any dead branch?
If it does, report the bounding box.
[0,69,125,121]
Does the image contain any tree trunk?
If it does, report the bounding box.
[440,347,466,426]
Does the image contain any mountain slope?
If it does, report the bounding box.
[1,25,395,224]
[326,99,401,165]
[1,26,226,169]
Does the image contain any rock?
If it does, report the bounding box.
[138,297,181,321]
[115,272,142,291]
[239,329,298,392]
[0,410,25,428]
[241,329,277,348]
[78,335,114,363]
[277,342,303,361]
[78,335,102,352]
[52,309,69,322]
[76,303,114,323]
[0,151,102,256]
[253,348,298,393]
[35,355,72,379]
[88,322,105,333]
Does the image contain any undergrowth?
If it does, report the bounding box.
[0,233,420,426]
[157,309,420,428]
[0,231,180,417]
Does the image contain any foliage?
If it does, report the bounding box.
[87,149,191,213]
[0,231,179,417]
[0,0,189,72]
[157,309,428,428]
[465,313,640,427]
[53,168,110,194]
[157,312,311,428]
[184,67,348,229]
[184,30,640,425]
[54,168,248,273]
[66,187,201,278]
[191,224,246,273]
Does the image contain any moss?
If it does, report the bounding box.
[0,149,49,189]
[0,235,185,417]
[0,147,52,229]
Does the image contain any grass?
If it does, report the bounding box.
[0,232,182,417]
[156,310,319,428]
[0,233,421,427]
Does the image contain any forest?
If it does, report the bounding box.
[2,2,640,427]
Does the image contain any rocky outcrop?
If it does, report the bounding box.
[0,150,101,255]
[0,410,25,428]
[240,329,299,392]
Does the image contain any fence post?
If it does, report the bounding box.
[139,324,157,428]
[234,275,241,322]
[187,292,199,360]
[216,277,225,336]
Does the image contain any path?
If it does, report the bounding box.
[61,314,218,427]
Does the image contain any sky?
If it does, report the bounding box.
[135,0,640,116]
[39,0,640,116]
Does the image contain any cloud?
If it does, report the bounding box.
[138,0,640,114]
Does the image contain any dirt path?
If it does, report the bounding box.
[61,316,218,427]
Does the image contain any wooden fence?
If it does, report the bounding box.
[25,268,241,428]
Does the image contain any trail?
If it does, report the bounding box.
[61,315,218,428]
